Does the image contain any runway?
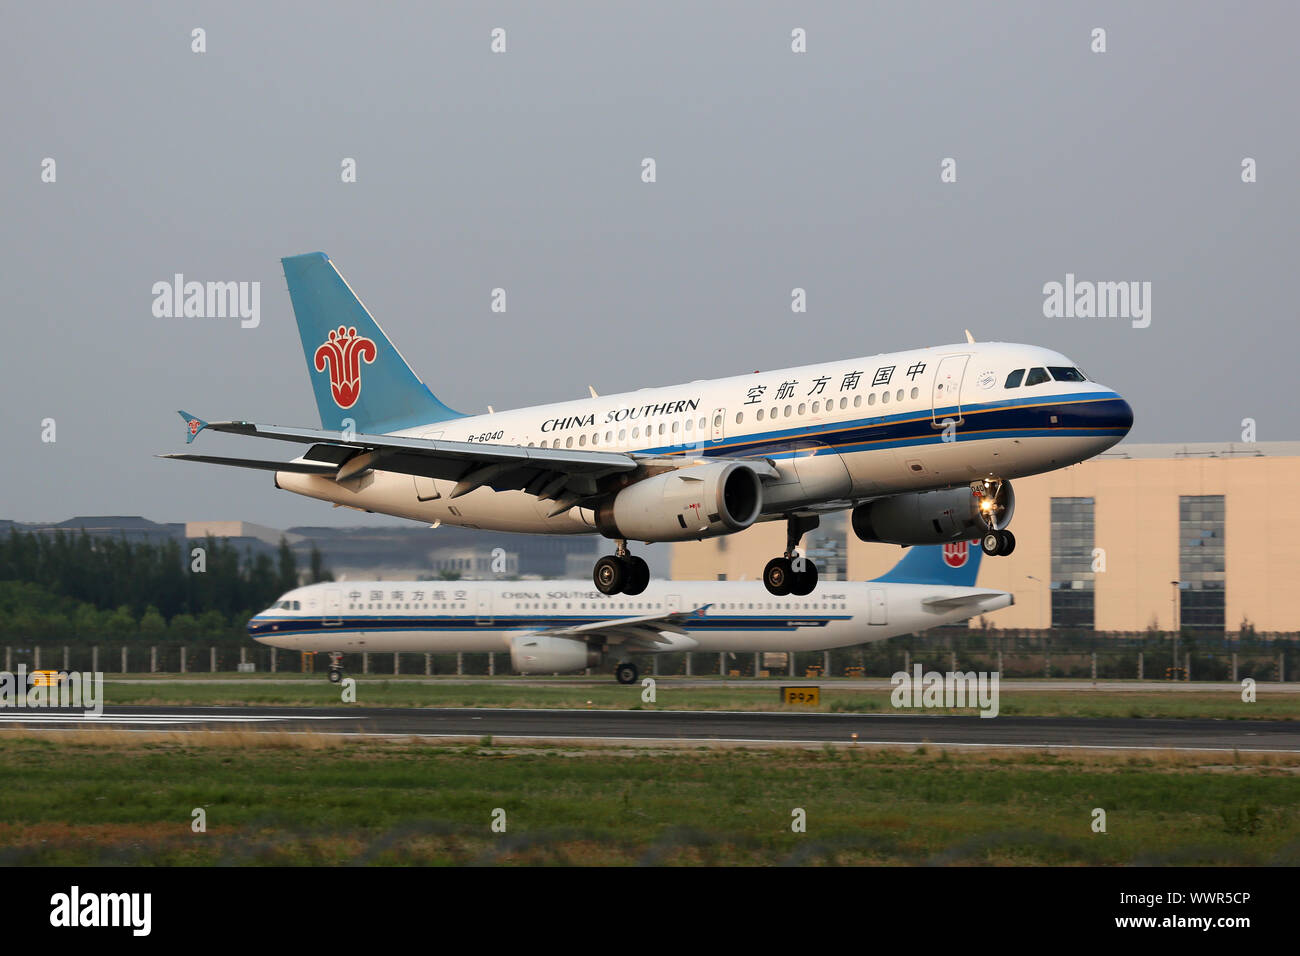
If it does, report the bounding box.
[2,705,1298,752]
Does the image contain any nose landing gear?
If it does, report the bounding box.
[976,478,1016,556]
[981,529,1016,556]
[327,651,344,683]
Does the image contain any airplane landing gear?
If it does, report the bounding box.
[615,661,639,685]
[975,478,1016,556]
[764,516,819,597]
[594,541,650,596]
[327,652,344,684]
[981,529,1016,556]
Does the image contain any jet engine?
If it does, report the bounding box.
[509,634,601,675]
[852,480,1015,545]
[595,460,763,542]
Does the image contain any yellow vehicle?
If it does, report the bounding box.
[28,670,69,687]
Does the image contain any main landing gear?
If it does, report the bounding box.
[327,652,344,684]
[764,515,820,597]
[614,661,639,685]
[593,540,650,596]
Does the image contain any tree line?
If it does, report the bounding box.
[0,528,332,641]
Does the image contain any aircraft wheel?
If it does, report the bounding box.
[981,531,1001,556]
[998,530,1016,556]
[790,559,818,596]
[763,557,794,596]
[615,662,639,685]
[594,555,626,595]
[328,668,343,684]
[623,556,650,595]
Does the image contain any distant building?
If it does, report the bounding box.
[673,442,1300,634]
[429,547,519,579]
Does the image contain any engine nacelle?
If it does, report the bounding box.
[852,480,1015,545]
[595,461,763,542]
[509,634,602,675]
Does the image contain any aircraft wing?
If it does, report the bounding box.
[921,591,1009,610]
[163,411,781,514]
[163,411,641,508]
[539,604,712,647]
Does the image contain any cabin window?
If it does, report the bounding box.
[896,388,904,402]
[566,436,574,448]
[619,429,626,440]
[784,405,792,417]
[672,421,679,433]
[910,387,919,399]
[756,409,765,421]
[839,397,848,409]
[882,391,891,403]
[579,434,587,446]
[868,392,876,405]
[1025,367,1050,386]
[735,412,743,424]
[684,419,692,431]
[632,427,640,438]
[854,394,863,407]
[798,403,806,415]
[811,401,819,413]
[1005,369,1026,388]
[770,406,778,419]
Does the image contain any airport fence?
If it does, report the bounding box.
[0,629,1296,682]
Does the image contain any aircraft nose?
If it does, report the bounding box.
[1111,396,1135,435]
[246,614,269,642]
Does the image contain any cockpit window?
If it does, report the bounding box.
[1024,367,1050,386]
[1004,369,1025,388]
[1048,366,1086,382]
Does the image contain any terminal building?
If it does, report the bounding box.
[671,442,1300,635]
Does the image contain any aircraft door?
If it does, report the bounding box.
[868,588,887,625]
[710,408,725,443]
[475,590,493,625]
[931,355,969,426]
[666,594,682,615]
[324,589,341,625]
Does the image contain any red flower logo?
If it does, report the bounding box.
[313,326,377,409]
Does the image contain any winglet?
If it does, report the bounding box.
[177,410,209,444]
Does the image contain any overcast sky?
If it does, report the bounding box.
[2,1,1295,529]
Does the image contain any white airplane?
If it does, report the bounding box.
[248,541,1010,684]
[167,252,1133,598]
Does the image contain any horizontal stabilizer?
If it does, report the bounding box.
[158,454,337,475]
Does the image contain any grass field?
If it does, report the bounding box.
[96,677,1300,720]
[0,730,1296,865]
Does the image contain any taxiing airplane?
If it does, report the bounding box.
[167,253,1132,597]
[248,541,1010,684]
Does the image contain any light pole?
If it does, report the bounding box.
[1026,575,1044,630]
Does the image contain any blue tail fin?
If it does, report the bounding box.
[281,252,463,433]
[869,541,982,586]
